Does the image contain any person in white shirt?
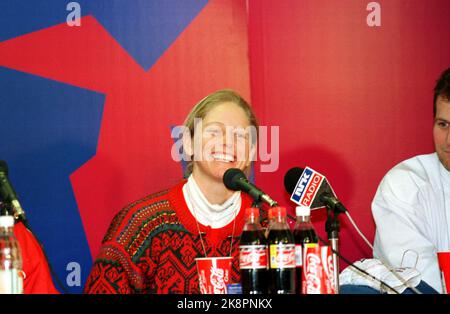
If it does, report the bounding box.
[372,67,450,293]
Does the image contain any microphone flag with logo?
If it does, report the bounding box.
[285,166,338,211]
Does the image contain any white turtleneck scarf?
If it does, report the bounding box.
[182,175,242,229]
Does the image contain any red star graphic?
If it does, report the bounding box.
[0,0,251,258]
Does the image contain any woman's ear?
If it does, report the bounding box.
[182,128,194,158]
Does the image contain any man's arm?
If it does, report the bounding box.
[372,171,442,293]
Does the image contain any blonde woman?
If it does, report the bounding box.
[84,90,259,293]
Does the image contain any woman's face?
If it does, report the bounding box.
[191,102,255,184]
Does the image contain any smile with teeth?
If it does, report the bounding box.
[211,153,235,162]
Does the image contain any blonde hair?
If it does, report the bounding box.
[183,89,258,177]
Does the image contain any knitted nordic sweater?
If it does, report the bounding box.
[84,180,254,294]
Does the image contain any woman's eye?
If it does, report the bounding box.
[205,128,221,136]
[437,121,449,128]
[233,130,248,140]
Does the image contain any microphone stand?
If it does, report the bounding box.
[251,200,262,208]
[325,207,341,294]
[251,200,268,229]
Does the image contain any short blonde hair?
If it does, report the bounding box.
[183,89,258,177]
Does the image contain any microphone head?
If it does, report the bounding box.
[0,161,8,175]
[283,167,304,194]
[223,168,246,191]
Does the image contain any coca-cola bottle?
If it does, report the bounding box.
[239,207,268,294]
[267,206,296,294]
[264,207,275,238]
[293,205,318,294]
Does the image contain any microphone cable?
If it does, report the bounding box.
[286,213,420,295]
[343,211,422,294]
[283,167,423,294]
[316,234,401,294]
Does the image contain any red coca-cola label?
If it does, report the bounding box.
[302,244,325,294]
[295,244,303,267]
[209,266,228,294]
[269,244,296,269]
[196,257,232,294]
[321,246,336,294]
[239,245,268,269]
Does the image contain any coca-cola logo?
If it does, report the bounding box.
[240,249,267,269]
[269,245,296,268]
[324,255,333,276]
[275,250,295,266]
[325,253,335,293]
[198,270,207,293]
[320,246,336,294]
[210,266,228,294]
[306,253,321,271]
[305,253,322,294]
[306,273,322,294]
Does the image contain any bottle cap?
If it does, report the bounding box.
[245,207,260,219]
[296,205,311,217]
[0,215,14,228]
[272,206,286,218]
[268,207,274,220]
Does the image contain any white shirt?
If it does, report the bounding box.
[182,175,242,229]
[372,152,450,293]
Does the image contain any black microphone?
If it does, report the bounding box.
[284,167,347,213]
[223,168,278,207]
[0,161,26,221]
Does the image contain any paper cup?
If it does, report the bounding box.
[437,251,450,294]
[196,257,233,294]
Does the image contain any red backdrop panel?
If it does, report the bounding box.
[249,0,450,267]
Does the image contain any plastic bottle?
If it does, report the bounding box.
[267,206,296,294]
[239,207,268,294]
[0,215,23,294]
[293,205,318,294]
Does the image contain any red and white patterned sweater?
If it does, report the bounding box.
[84,180,255,294]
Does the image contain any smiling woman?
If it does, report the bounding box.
[182,90,259,205]
[84,90,262,294]
[183,90,258,177]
